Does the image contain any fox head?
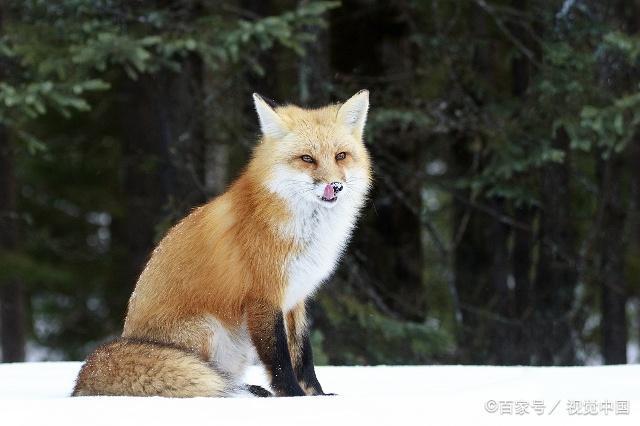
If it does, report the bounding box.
[251,90,372,210]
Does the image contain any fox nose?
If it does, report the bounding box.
[331,182,344,193]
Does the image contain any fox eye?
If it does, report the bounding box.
[301,155,315,163]
[335,152,347,161]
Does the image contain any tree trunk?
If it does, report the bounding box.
[594,0,638,365]
[452,4,513,364]
[488,199,517,364]
[504,0,536,365]
[512,206,535,363]
[0,123,27,363]
[115,75,174,284]
[241,0,277,99]
[297,0,331,105]
[0,3,26,363]
[597,154,628,364]
[240,0,278,159]
[111,60,207,324]
[452,148,506,364]
[635,135,640,364]
[534,128,577,365]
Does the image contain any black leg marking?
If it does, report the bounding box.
[248,305,306,397]
[247,385,273,397]
[294,331,328,395]
[270,312,306,396]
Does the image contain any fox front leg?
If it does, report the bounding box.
[247,301,306,397]
[287,303,330,395]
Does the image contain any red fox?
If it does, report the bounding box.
[72,90,372,397]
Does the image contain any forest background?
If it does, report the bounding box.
[1,0,640,366]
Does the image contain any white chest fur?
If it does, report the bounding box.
[265,165,368,312]
[282,201,359,312]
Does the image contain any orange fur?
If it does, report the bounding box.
[74,91,372,397]
[122,96,371,358]
[286,303,307,370]
[122,175,295,355]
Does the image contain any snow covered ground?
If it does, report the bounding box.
[0,362,639,425]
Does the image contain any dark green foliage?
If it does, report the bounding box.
[1,0,639,365]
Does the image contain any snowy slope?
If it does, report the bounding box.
[0,362,638,425]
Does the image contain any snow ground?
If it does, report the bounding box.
[0,362,638,425]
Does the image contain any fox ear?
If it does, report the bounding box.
[253,93,287,139]
[337,89,369,135]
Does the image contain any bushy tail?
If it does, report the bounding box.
[72,338,233,397]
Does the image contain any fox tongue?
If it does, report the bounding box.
[323,184,335,200]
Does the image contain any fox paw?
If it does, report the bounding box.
[247,384,273,397]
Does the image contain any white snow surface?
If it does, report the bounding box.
[0,362,639,425]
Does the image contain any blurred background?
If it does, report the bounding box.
[0,0,639,366]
